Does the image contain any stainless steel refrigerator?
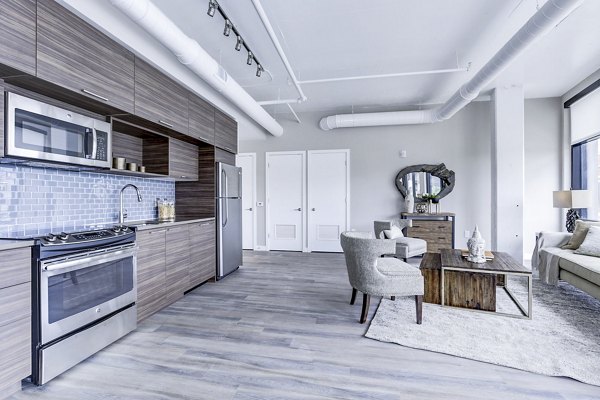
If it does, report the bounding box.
[216,162,243,280]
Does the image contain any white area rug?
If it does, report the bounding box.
[365,279,600,386]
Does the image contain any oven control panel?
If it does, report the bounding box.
[40,226,133,246]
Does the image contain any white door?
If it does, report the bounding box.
[236,153,256,250]
[308,150,350,252]
[267,151,306,251]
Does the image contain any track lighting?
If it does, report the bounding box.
[223,20,232,36]
[206,2,263,78]
[207,0,217,17]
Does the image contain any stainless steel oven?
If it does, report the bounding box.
[5,92,111,168]
[31,227,137,385]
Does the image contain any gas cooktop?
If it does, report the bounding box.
[0,225,134,245]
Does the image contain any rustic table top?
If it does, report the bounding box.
[439,249,531,274]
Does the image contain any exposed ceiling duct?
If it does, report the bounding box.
[110,0,283,137]
[319,0,585,131]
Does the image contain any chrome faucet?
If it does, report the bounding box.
[119,184,143,224]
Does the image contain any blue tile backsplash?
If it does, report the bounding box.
[0,164,175,237]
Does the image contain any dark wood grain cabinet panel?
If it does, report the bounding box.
[136,229,166,322]
[188,221,216,290]
[165,225,190,305]
[0,317,30,397]
[214,109,237,154]
[36,1,135,113]
[188,94,215,144]
[169,138,199,181]
[0,0,36,76]
[134,58,189,134]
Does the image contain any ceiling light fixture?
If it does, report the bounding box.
[223,20,232,36]
[206,1,264,79]
[207,0,217,17]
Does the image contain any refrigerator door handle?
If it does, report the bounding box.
[223,198,229,227]
[221,168,227,198]
[238,169,242,198]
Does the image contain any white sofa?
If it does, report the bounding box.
[533,231,600,301]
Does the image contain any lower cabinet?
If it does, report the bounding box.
[136,228,166,322]
[0,246,32,400]
[188,221,216,290]
[165,225,190,306]
[136,221,216,322]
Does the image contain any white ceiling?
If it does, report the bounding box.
[152,0,600,119]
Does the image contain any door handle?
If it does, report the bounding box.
[245,207,253,211]
[294,208,302,211]
[311,208,316,211]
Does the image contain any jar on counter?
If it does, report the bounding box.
[157,198,174,222]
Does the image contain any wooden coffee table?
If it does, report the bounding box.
[439,249,532,319]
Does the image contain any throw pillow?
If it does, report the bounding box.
[574,226,600,257]
[562,220,600,250]
[383,226,403,239]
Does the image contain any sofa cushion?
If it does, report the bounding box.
[376,258,422,277]
[395,237,427,252]
[562,220,600,250]
[558,251,600,287]
[383,226,404,239]
[575,226,600,257]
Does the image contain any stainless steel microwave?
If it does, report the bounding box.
[5,92,111,168]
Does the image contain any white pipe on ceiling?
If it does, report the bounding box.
[298,66,469,85]
[258,98,302,106]
[250,0,306,102]
[110,0,283,137]
[287,103,301,123]
[319,0,584,131]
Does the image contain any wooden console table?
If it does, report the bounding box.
[401,212,455,253]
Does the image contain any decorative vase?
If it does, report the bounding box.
[415,203,428,214]
[404,192,415,213]
[431,198,440,214]
[467,225,486,263]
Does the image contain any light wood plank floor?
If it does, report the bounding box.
[11,251,600,399]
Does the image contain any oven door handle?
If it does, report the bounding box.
[42,245,136,275]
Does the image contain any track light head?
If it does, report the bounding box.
[223,20,232,36]
[256,64,263,77]
[235,36,243,51]
[247,51,253,65]
[207,0,217,17]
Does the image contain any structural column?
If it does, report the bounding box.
[492,85,525,262]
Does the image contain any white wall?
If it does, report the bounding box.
[241,99,562,257]
[524,98,563,255]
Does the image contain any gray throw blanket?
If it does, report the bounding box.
[532,232,572,285]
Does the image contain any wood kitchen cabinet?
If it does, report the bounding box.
[169,138,199,181]
[0,246,32,400]
[0,0,36,77]
[214,109,238,154]
[136,229,166,322]
[36,1,135,114]
[134,58,189,134]
[188,94,215,145]
[165,225,190,306]
[188,221,216,290]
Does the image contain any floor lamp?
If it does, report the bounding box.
[553,190,592,232]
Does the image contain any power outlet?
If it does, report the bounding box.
[464,230,471,238]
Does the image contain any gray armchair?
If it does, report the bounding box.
[374,220,427,261]
[340,231,424,324]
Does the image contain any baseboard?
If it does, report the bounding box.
[254,245,268,251]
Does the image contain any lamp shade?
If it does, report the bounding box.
[553,190,592,208]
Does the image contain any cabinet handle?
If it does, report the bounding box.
[180,175,187,179]
[81,89,108,102]
[158,120,174,128]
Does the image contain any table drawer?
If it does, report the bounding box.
[410,220,452,233]
[407,229,452,242]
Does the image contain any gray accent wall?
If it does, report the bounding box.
[240,99,561,256]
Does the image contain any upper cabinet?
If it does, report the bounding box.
[188,94,215,145]
[134,58,189,135]
[169,138,199,181]
[214,109,238,154]
[36,1,135,114]
[0,0,36,76]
